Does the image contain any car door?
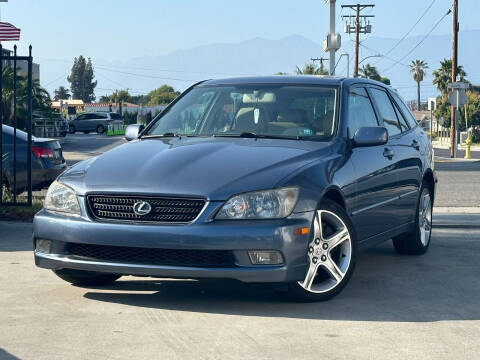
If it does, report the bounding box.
[346,86,401,241]
[388,91,423,225]
[74,114,87,131]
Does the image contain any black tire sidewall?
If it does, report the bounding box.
[96,125,104,134]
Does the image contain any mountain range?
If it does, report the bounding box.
[42,30,480,102]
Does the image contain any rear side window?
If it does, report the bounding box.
[392,92,418,129]
[369,88,401,137]
[347,87,378,138]
[110,113,122,120]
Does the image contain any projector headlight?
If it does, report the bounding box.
[44,181,80,216]
[216,187,299,220]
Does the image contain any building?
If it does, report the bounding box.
[1,48,40,81]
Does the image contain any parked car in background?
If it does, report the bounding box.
[68,112,123,134]
[34,76,435,301]
[2,125,67,195]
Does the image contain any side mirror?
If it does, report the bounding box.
[353,126,388,147]
[125,124,145,141]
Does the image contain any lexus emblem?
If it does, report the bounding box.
[133,201,152,216]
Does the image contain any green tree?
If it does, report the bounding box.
[67,55,97,102]
[53,86,71,100]
[1,67,52,130]
[295,62,328,75]
[147,85,180,105]
[432,59,466,97]
[409,60,428,110]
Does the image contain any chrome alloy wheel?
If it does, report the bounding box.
[419,188,432,246]
[298,210,352,294]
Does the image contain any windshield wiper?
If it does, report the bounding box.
[214,132,304,140]
[142,132,183,138]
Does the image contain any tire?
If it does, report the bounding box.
[96,125,105,134]
[286,199,357,302]
[68,125,75,134]
[53,269,121,286]
[392,182,433,255]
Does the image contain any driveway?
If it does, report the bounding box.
[1,220,479,360]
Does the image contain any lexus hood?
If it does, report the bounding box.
[59,137,331,200]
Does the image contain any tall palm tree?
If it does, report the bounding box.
[410,60,428,110]
[432,59,466,97]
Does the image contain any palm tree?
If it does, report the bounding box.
[359,64,381,81]
[54,86,71,100]
[295,62,328,76]
[409,60,428,110]
[432,59,466,97]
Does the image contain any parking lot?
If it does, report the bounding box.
[1,219,480,360]
[1,134,480,359]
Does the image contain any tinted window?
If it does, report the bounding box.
[393,103,409,132]
[347,87,378,138]
[76,114,86,121]
[369,88,401,137]
[110,113,122,120]
[392,92,418,128]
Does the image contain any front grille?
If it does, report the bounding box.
[87,195,206,223]
[67,243,234,268]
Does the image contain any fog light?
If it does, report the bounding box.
[35,239,51,254]
[248,251,284,265]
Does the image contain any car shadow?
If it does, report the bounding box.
[84,229,480,322]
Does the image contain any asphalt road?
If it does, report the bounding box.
[1,220,479,360]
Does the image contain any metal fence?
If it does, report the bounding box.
[0,45,33,206]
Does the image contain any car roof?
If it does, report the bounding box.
[199,75,387,88]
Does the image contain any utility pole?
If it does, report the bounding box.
[342,4,375,77]
[450,0,458,158]
[324,0,341,76]
[311,57,328,74]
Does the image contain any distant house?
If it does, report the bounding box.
[51,99,84,120]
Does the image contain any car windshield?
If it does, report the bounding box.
[145,84,338,140]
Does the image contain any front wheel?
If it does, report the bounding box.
[53,269,121,286]
[392,183,433,255]
[286,199,357,302]
[68,125,75,134]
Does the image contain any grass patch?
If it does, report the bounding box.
[0,187,44,221]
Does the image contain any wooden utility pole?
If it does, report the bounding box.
[354,5,360,77]
[450,0,458,158]
[341,4,375,78]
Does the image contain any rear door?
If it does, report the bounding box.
[389,91,423,225]
[347,86,400,241]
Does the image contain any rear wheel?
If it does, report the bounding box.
[53,269,121,286]
[392,182,433,255]
[68,125,75,134]
[286,199,357,302]
[96,125,105,134]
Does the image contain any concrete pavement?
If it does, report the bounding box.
[1,218,480,360]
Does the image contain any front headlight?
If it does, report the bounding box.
[215,187,299,220]
[44,181,80,216]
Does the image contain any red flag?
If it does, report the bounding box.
[0,22,21,41]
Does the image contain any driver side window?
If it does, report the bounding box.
[347,87,378,138]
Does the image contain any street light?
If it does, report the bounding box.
[334,53,350,77]
[358,54,384,65]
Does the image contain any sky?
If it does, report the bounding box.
[2,0,480,98]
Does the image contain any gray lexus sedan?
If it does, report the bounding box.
[33,76,436,301]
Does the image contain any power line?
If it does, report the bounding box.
[380,7,452,74]
[372,0,437,66]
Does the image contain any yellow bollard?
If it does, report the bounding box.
[464,137,472,159]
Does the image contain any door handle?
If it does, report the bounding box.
[383,147,394,159]
[411,140,420,150]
